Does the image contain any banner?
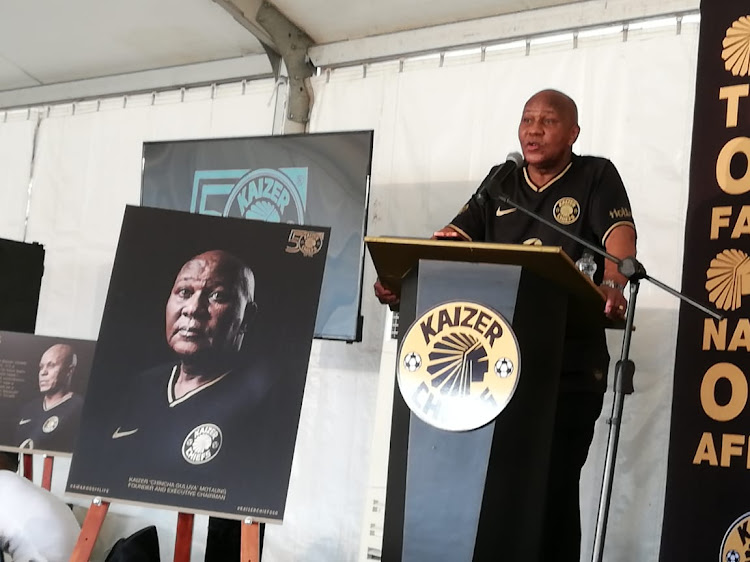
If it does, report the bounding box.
[660,5,750,560]
[141,131,373,342]
[0,331,95,455]
[67,206,328,521]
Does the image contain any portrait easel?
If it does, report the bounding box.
[20,452,54,491]
[70,499,262,562]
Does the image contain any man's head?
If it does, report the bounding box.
[518,89,580,172]
[0,451,19,472]
[165,250,256,367]
[38,344,77,396]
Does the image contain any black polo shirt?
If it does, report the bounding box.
[449,154,636,391]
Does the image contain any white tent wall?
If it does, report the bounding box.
[0,115,36,240]
[309,20,699,562]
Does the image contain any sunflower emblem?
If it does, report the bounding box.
[705,249,750,311]
[722,16,750,77]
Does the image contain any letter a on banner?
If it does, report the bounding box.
[660,4,750,560]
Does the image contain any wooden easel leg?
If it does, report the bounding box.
[70,498,110,562]
[174,512,194,562]
[41,455,54,490]
[240,518,260,562]
[22,453,33,480]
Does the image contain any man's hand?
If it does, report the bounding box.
[601,224,636,321]
[600,284,627,320]
[374,279,400,307]
[432,226,466,240]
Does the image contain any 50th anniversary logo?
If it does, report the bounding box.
[190,168,309,224]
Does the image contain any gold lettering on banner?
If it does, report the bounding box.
[719,85,750,127]
[699,363,748,422]
[716,137,750,195]
[704,318,750,351]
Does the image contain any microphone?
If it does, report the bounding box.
[474,152,524,204]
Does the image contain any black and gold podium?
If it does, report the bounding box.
[366,236,605,562]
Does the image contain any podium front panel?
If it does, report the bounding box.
[382,259,567,562]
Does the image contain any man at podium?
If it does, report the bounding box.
[375,89,637,560]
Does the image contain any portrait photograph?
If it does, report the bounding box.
[0,331,95,456]
[66,205,329,522]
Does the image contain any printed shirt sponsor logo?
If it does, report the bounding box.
[42,416,58,433]
[609,207,632,219]
[720,511,750,562]
[397,301,521,431]
[182,423,223,465]
[553,196,580,225]
[706,249,750,311]
[190,168,308,224]
[286,229,325,258]
[722,16,750,77]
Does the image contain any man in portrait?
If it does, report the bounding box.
[16,343,83,452]
[105,249,276,560]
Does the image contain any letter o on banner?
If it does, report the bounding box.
[700,363,748,421]
[716,137,750,195]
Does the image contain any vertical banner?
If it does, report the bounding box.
[660,4,750,561]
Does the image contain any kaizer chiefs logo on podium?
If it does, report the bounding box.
[722,16,750,77]
[398,301,521,431]
[706,249,750,311]
[720,512,750,562]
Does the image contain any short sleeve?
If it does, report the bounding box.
[588,160,636,244]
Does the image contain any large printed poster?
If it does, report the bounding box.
[141,131,373,342]
[660,5,750,560]
[67,206,329,521]
[0,332,95,455]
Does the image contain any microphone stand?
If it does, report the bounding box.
[492,191,721,562]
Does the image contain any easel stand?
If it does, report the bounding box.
[20,452,54,490]
[70,499,262,562]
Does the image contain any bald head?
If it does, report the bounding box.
[518,89,581,177]
[525,89,579,127]
[185,250,255,303]
[38,343,77,395]
[165,249,256,367]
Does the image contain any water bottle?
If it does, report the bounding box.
[576,251,597,281]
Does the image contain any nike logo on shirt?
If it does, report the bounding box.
[18,419,31,425]
[112,427,139,439]
[496,208,517,217]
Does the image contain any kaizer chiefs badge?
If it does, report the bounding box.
[553,197,580,225]
[222,169,306,223]
[42,416,59,433]
[720,511,750,562]
[182,423,223,465]
[398,301,521,431]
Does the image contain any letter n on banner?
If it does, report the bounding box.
[660,4,750,560]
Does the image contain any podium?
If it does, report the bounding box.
[365,236,605,562]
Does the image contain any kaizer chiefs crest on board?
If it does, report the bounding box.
[398,301,521,431]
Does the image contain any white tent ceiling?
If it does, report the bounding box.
[0,0,698,108]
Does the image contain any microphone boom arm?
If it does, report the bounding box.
[495,194,721,321]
